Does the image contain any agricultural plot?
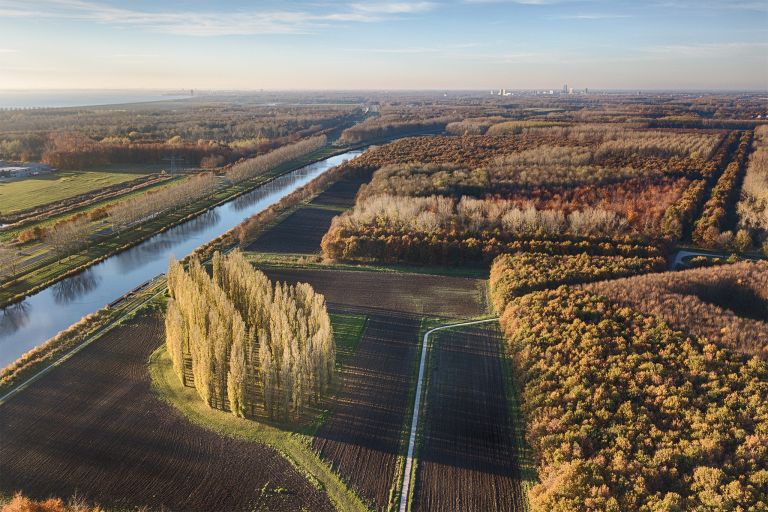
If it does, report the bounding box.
[261,267,487,318]
[0,170,143,214]
[310,172,372,208]
[314,312,421,510]
[260,264,489,509]
[413,323,528,512]
[0,315,334,512]
[246,171,373,254]
[246,206,340,254]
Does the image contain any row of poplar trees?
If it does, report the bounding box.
[165,250,335,421]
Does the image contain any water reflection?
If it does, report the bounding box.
[0,149,363,368]
[52,270,101,304]
[229,171,312,212]
[113,210,221,274]
[0,302,30,338]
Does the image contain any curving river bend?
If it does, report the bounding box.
[0,149,363,368]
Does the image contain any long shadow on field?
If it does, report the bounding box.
[0,315,334,512]
[413,324,526,512]
[313,311,421,511]
[262,267,486,319]
[247,207,339,254]
[245,172,372,255]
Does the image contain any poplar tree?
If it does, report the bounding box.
[164,250,335,422]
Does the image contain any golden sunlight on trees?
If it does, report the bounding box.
[225,135,326,183]
[166,251,334,422]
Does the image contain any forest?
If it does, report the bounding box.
[584,261,768,359]
[488,252,665,312]
[166,251,334,421]
[498,286,768,511]
[737,125,768,251]
[0,100,355,165]
[320,123,738,266]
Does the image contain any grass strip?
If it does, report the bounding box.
[150,345,369,512]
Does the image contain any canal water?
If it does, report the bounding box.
[0,149,363,368]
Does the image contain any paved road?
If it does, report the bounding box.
[670,249,730,270]
[398,318,499,512]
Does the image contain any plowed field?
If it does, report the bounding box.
[413,323,525,512]
[0,315,334,512]
[263,267,486,318]
[247,206,339,254]
[313,312,420,511]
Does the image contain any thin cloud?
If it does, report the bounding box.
[464,0,582,4]
[644,41,768,57]
[348,47,440,53]
[349,2,437,14]
[654,0,768,11]
[557,13,632,19]
[0,0,431,36]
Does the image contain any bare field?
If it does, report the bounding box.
[246,171,372,254]
[246,206,339,254]
[310,172,372,208]
[262,267,487,318]
[0,315,334,512]
[314,313,421,510]
[413,323,526,511]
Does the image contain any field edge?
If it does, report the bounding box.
[148,345,370,512]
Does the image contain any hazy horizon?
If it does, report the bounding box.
[0,0,766,90]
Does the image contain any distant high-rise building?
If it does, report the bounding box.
[563,84,568,93]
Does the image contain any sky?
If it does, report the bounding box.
[0,0,766,90]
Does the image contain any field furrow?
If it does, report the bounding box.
[413,323,525,512]
[0,315,334,512]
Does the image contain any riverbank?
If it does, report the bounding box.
[0,145,350,309]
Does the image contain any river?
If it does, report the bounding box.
[0,149,363,368]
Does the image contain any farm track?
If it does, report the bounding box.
[412,323,524,511]
[313,312,421,511]
[0,315,334,512]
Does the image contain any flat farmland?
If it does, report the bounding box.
[246,171,372,254]
[310,172,372,208]
[0,170,143,214]
[247,206,339,254]
[0,315,334,512]
[262,267,487,318]
[413,323,526,512]
[314,312,421,510]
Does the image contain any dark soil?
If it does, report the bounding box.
[246,207,338,254]
[262,267,487,319]
[0,315,334,512]
[413,323,525,512]
[313,312,421,511]
[310,173,371,208]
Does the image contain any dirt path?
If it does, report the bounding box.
[0,315,334,512]
[409,321,525,511]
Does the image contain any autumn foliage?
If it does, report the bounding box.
[166,251,334,421]
[692,131,753,248]
[488,252,665,313]
[738,125,768,246]
[584,260,768,359]
[1,492,102,512]
[499,287,768,511]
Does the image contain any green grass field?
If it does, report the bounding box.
[0,170,144,214]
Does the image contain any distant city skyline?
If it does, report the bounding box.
[0,0,766,90]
